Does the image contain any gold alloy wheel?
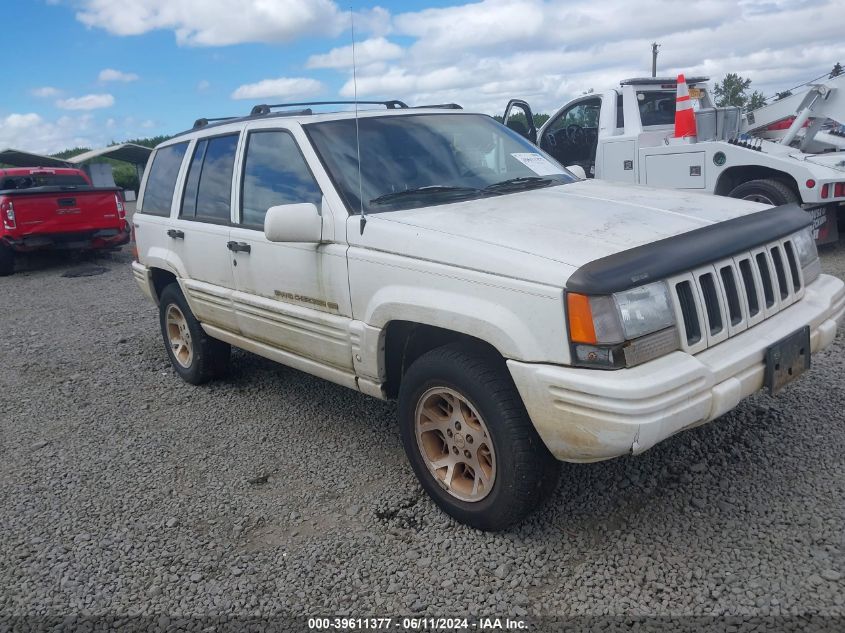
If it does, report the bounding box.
[165,304,193,369]
[414,387,496,502]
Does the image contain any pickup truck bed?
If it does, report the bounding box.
[0,167,130,275]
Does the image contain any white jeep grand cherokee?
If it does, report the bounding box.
[131,101,844,530]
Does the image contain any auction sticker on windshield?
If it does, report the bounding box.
[510,153,564,176]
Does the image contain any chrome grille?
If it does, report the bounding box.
[669,237,805,353]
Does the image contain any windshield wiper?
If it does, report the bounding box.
[370,185,482,206]
[483,176,555,193]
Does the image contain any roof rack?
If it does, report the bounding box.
[184,100,464,136]
[192,116,238,129]
[249,100,409,116]
[412,103,463,109]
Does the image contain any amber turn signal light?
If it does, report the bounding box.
[567,293,597,344]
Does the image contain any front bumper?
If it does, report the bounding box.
[508,273,845,463]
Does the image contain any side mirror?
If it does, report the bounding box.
[566,165,587,180]
[264,203,322,243]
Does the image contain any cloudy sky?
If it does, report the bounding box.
[4,0,845,154]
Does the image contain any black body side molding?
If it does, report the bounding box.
[566,203,812,295]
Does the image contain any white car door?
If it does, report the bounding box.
[166,133,240,332]
[227,127,354,372]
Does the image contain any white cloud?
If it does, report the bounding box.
[0,113,100,154]
[98,68,139,82]
[353,7,392,37]
[324,0,845,115]
[0,113,168,154]
[56,94,115,110]
[71,0,845,120]
[31,86,61,98]
[307,37,403,69]
[75,0,347,46]
[197,79,211,92]
[231,77,324,100]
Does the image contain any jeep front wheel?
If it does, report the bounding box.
[158,283,231,385]
[398,344,559,531]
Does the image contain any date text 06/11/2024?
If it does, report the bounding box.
[307,617,529,630]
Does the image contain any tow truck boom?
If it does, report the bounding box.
[742,73,845,150]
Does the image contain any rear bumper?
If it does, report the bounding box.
[2,225,130,251]
[508,273,845,463]
[131,261,157,304]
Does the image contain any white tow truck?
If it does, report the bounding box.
[503,73,845,243]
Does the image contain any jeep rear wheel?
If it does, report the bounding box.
[0,244,14,277]
[158,283,231,385]
[398,344,559,531]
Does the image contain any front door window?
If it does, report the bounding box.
[540,98,601,176]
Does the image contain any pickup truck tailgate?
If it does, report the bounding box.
[3,187,124,234]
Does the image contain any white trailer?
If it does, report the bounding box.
[504,73,845,243]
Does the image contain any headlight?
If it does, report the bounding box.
[566,281,680,369]
[790,226,820,285]
[614,282,676,339]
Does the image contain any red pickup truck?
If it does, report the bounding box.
[0,167,130,275]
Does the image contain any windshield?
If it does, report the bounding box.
[306,113,575,214]
[0,172,88,190]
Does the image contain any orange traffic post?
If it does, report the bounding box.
[673,73,697,139]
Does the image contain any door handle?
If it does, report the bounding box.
[226,241,251,254]
[167,229,184,239]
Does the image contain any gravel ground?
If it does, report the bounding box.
[0,243,844,630]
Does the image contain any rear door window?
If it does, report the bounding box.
[141,142,189,216]
[239,130,322,228]
[180,134,239,223]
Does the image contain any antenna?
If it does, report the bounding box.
[351,8,366,234]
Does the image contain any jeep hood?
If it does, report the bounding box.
[351,180,769,288]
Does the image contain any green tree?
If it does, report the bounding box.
[747,90,767,110]
[121,135,172,149]
[52,147,91,160]
[712,73,752,107]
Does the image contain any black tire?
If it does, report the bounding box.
[398,343,560,531]
[0,244,14,276]
[158,283,230,385]
[728,178,799,207]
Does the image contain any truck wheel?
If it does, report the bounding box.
[159,283,230,385]
[0,245,13,276]
[728,178,798,206]
[398,343,560,531]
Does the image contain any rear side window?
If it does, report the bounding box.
[637,91,676,126]
[181,134,238,222]
[616,93,625,129]
[240,130,322,227]
[141,142,188,216]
